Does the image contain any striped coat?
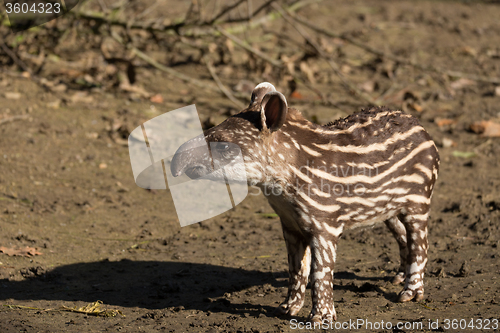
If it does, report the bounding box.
[171,82,440,322]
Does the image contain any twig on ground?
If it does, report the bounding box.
[3,301,124,317]
[247,0,253,20]
[0,42,32,74]
[204,56,246,109]
[132,45,216,91]
[0,115,30,126]
[3,304,47,311]
[248,0,275,19]
[59,301,124,317]
[97,0,108,12]
[274,3,378,105]
[216,27,282,67]
[209,0,247,24]
[135,0,161,20]
[444,70,500,84]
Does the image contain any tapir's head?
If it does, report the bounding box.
[170,82,289,184]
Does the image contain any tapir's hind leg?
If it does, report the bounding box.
[397,213,429,302]
[308,235,338,323]
[385,217,408,285]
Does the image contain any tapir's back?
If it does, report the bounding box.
[281,107,440,230]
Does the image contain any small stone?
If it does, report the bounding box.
[4,92,21,99]
[71,92,94,104]
[450,78,475,90]
[340,64,352,74]
[459,261,470,277]
[47,99,61,109]
[52,84,67,92]
[442,137,456,148]
[150,94,163,103]
[359,80,376,93]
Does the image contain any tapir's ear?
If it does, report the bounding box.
[250,82,276,105]
[260,91,288,132]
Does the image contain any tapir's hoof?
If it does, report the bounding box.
[275,302,302,316]
[308,310,337,323]
[391,272,405,285]
[397,289,424,302]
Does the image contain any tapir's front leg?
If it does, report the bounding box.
[277,227,311,316]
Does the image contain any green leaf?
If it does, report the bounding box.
[452,151,476,158]
[258,213,278,218]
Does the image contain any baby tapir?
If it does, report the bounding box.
[171,82,440,322]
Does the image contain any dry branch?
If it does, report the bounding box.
[0,42,31,74]
[131,45,217,91]
[444,71,500,85]
[204,56,246,109]
[209,0,247,24]
[217,27,282,67]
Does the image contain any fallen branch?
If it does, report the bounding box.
[0,42,32,74]
[204,56,246,109]
[444,70,500,85]
[131,46,217,91]
[216,27,282,67]
[209,0,247,25]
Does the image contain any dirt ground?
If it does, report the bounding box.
[1,0,500,332]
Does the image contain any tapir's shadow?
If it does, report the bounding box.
[0,260,395,316]
[0,260,287,315]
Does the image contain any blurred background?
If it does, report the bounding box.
[0,0,499,331]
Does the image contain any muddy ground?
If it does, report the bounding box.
[0,0,500,332]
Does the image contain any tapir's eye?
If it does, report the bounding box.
[250,93,255,103]
[215,142,229,151]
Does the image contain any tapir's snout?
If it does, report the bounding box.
[170,135,212,179]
